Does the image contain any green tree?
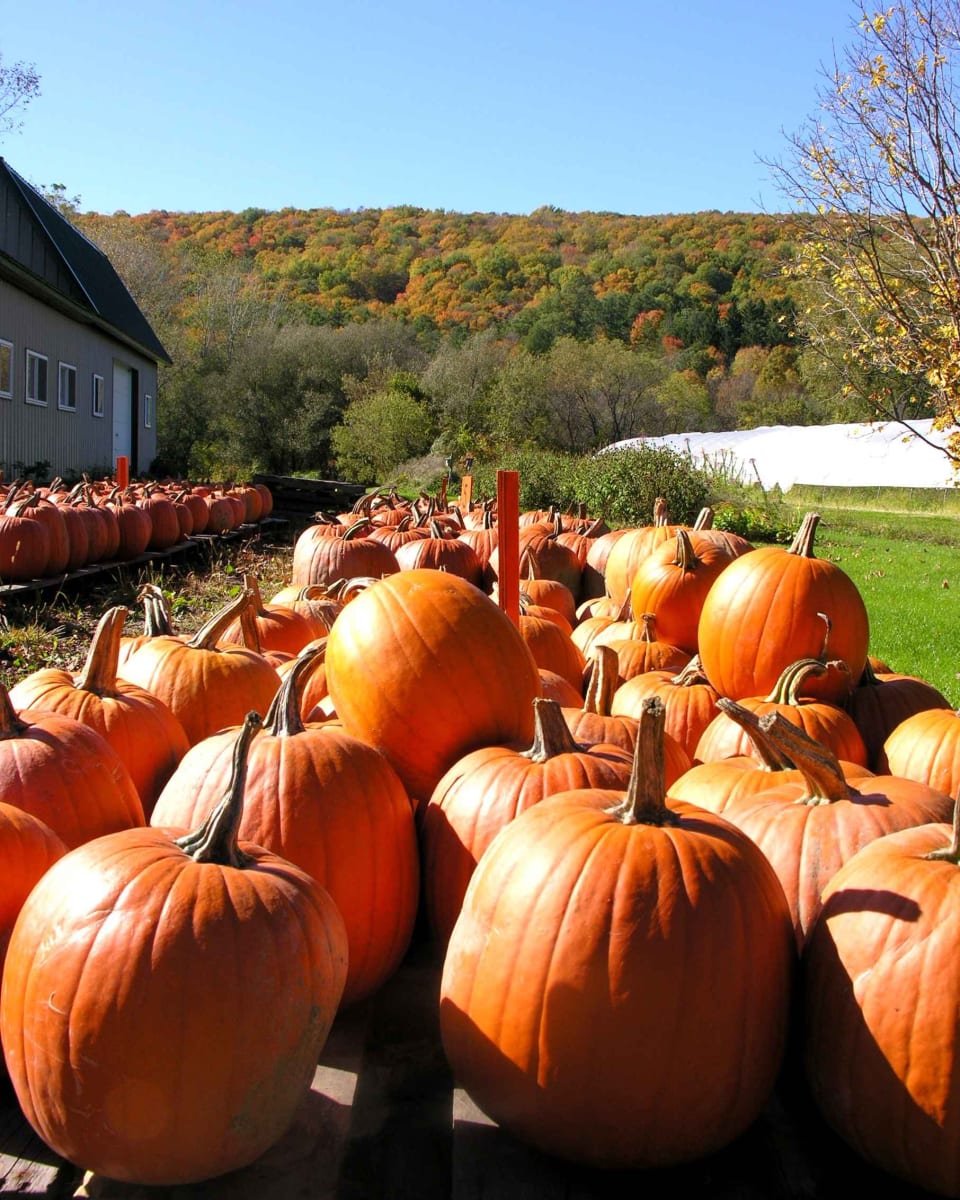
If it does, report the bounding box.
[330,375,437,483]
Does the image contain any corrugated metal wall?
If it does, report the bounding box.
[0,280,158,480]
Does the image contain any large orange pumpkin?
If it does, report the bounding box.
[0,715,348,1186]
[324,570,541,800]
[697,512,869,703]
[151,648,418,1007]
[804,808,960,1196]
[439,697,795,1168]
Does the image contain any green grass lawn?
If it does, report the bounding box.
[781,505,960,707]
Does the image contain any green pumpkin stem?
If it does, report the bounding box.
[174,711,262,867]
[615,696,678,826]
[522,697,582,762]
[757,710,851,804]
[670,654,711,687]
[263,642,327,736]
[76,605,128,695]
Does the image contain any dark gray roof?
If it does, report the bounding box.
[0,158,170,363]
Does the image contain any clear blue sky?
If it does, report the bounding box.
[4,1,861,218]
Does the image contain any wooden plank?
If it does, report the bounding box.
[496,470,520,628]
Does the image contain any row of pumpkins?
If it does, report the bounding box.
[0,476,274,581]
[2,487,960,1193]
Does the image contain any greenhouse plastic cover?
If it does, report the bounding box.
[604,419,958,491]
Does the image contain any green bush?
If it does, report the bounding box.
[711,502,796,544]
[470,445,710,526]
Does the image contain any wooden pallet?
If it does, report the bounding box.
[0,937,940,1199]
[251,475,367,522]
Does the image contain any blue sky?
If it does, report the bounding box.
[4,1,861,218]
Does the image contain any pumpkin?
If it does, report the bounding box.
[0,714,348,1186]
[8,605,190,818]
[880,707,960,796]
[291,516,399,589]
[439,697,795,1168]
[324,570,541,800]
[804,803,960,1197]
[0,682,145,849]
[845,659,952,771]
[421,696,635,948]
[0,802,67,976]
[611,655,719,762]
[694,657,869,767]
[151,649,418,1007]
[118,588,281,747]
[697,512,869,704]
[707,710,953,950]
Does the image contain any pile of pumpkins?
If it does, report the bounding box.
[0,475,273,583]
[2,486,960,1193]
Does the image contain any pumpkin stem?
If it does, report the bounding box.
[174,711,262,867]
[757,711,852,804]
[670,654,711,687]
[693,506,714,530]
[0,683,29,740]
[671,527,699,571]
[763,657,829,705]
[714,698,797,771]
[186,589,255,651]
[925,796,960,862]
[582,644,618,716]
[521,697,583,762]
[639,612,657,643]
[787,511,821,558]
[136,584,174,636]
[613,697,678,826]
[76,605,128,695]
[264,642,326,737]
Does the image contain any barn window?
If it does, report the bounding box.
[58,362,77,411]
[92,373,104,418]
[25,350,47,405]
[0,340,12,399]
[144,393,153,428]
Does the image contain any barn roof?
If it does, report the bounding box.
[0,158,170,364]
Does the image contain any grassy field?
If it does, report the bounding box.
[780,500,960,706]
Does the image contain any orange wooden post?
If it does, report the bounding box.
[459,474,473,510]
[116,455,129,489]
[496,469,520,627]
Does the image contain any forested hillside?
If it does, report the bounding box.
[70,203,925,484]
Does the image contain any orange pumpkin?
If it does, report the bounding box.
[439,697,794,1167]
[0,715,348,1186]
[324,570,541,800]
[151,650,418,1007]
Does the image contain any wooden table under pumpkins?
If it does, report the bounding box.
[0,936,942,1200]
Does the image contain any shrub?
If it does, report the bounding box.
[470,445,710,527]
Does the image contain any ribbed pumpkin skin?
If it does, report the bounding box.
[325,571,541,800]
[881,708,960,796]
[151,726,418,1007]
[0,709,145,849]
[422,739,634,947]
[440,790,794,1167]
[118,637,280,747]
[0,803,67,970]
[0,828,348,1186]
[697,545,869,703]
[718,773,952,950]
[805,823,960,1197]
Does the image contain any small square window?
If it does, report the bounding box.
[25,350,47,405]
[58,362,77,411]
[92,373,104,418]
[144,393,153,429]
[0,340,12,398]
